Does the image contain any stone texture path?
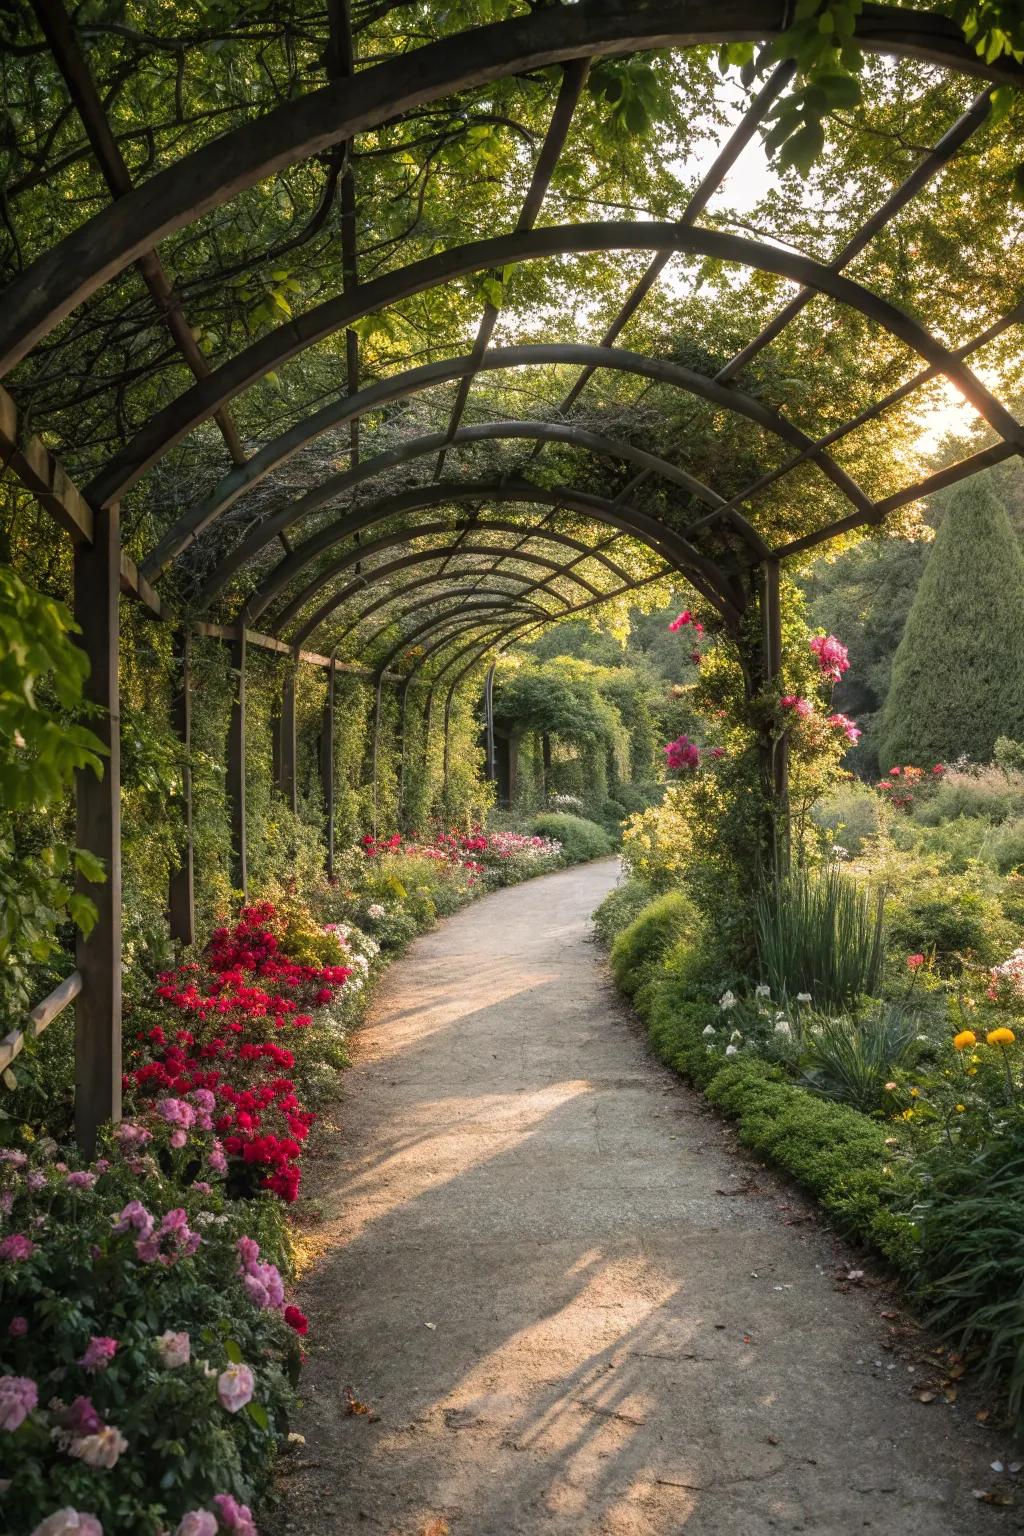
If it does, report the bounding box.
[272,859,1007,1535]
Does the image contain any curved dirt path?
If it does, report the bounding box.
[273,860,1002,1536]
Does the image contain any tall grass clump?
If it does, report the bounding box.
[756,862,885,1011]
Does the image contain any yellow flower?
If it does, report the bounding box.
[953,1030,976,1051]
[955,1104,966,1113]
[901,1108,916,1120]
[987,1027,1016,1047]
[910,1087,920,1098]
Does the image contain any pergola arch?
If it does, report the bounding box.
[5,0,1024,1151]
[190,419,733,604]
[258,481,730,643]
[142,331,878,586]
[3,0,1023,382]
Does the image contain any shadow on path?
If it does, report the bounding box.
[269,860,996,1536]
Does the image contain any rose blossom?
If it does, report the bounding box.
[78,1337,118,1373]
[156,1330,191,1368]
[66,1171,96,1191]
[0,1233,36,1262]
[0,1374,37,1430]
[217,1362,255,1413]
[30,1512,104,1536]
[175,1514,218,1536]
[211,1494,258,1536]
[70,1424,128,1468]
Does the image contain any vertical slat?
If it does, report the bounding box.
[370,673,384,837]
[74,502,122,1153]
[322,655,336,875]
[280,665,297,815]
[396,678,409,826]
[227,630,248,900]
[484,663,496,782]
[168,628,195,944]
[762,558,789,872]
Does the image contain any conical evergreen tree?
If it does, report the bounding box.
[879,477,1024,769]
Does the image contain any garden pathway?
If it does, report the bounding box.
[271,859,1001,1536]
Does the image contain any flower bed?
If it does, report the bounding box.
[1,823,581,1533]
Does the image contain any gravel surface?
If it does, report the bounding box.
[267,858,1013,1535]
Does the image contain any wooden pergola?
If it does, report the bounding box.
[1,0,1022,1149]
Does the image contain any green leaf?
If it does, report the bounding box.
[225,1338,242,1364]
[246,1400,270,1431]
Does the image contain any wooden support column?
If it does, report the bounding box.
[168,628,195,944]
[396,679,409,826]
[279,664,297,816]
[74,502,122,1154]
[370,674,384,838]
[762,558,790,873]
[227,629,248,900]
[322,655,336,875]
[484,663,497,782]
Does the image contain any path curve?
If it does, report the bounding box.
[273,860,999,1535]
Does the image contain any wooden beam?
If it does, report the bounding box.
[73,502,121,1154]
[0,382,93,543]
[168,629,195,945]
[227,629,248,900]
[5,1,1022,382]
[0,971,82,1074]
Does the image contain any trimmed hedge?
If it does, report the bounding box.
[529,811,614,863]
[597,890,918,1271]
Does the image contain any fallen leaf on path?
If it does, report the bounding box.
[974,1490,1015,1506]
[421,1520,450,1536]
[344,1386,379,1421]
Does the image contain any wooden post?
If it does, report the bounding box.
[227,629,248,900]
[762,559,790,874]
[484,663,496,782]
[168,628,195,944]
[280,664,297,816]
[370,674,384,838]
[322,655,336,875]
[396,678,409,825]
[74,502,122,1154]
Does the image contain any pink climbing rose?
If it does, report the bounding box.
[217,1363,255,1414]
[827,712,862,743]
[0,1374,38,1430]
[664,735,701,771]
[78,1337,119,1373]
[810,633,849,682]
[780,695,813,719]
[30,1513,104,1536]
[668,609,704,636]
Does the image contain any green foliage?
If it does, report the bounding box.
[0,565,109,1016]
[528,811,613,864]
[995,736,1024,773]
[609,890,693,998]
[811,779,886,854]
[801,1007,918,1114]
[591,877,657,949]
[913,1117,1024,1431]
[913,764,1024,827]
[880,481,1024,769]
[755,862,886,1011]
[627,954,918,1269]
[886,869,1011,971]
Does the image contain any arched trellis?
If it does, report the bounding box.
[3,0,1023,1156]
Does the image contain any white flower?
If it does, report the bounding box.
[366,904,386,920]
[725,1044,739,1056]
[729,1029,742,1043]
[774,1020,792,1039]
[702,1024,717,1037]
[719,990,737,1011]
[796,992,812,1004]
[755,983,771,1000]
[70,1426,128,1469]
[155,1330,190,1368]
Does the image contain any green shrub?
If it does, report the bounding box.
[609,890,694,997]
[913,1119,1024,1430]
[598,797,628,836]
[629,964,918,1269]
[879,479,1024,769]
[811,780,885,855]
[529,811,613,863]
[801,1006,918,1114]
[887,873,1011,970]
[912,766,1024,827]
[995,737,1024,774]
[755,862,885,1011]
[592,877,656,948]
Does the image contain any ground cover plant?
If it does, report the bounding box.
[595,589,1024,1433]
